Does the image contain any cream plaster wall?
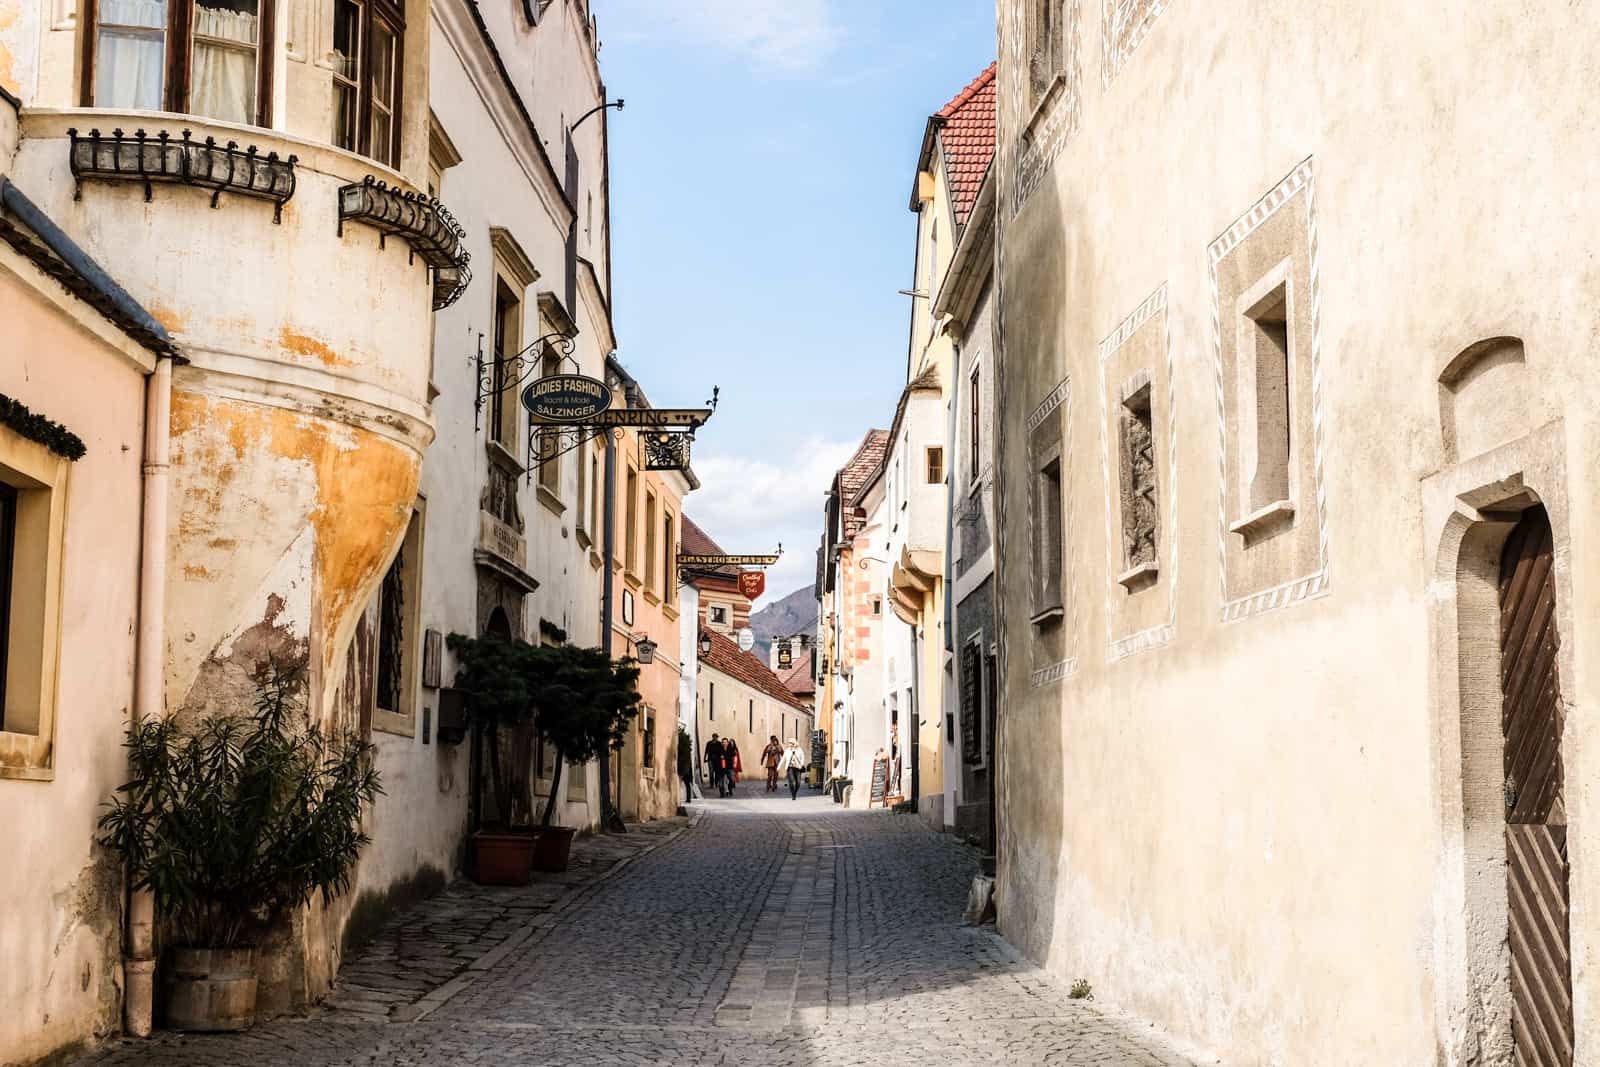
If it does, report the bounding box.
[994,1,1600,1063]
[0,239,153,1066]
[694,665,813,792]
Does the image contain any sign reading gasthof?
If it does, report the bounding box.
[521,374,612,423]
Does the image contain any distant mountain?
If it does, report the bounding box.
[749,585,817,660]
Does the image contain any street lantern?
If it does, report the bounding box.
[698,630,712,658]
[634,636,657,664]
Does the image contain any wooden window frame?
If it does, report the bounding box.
[925,445,945,485]
[328,0,405,166]
[80,0,277,126]
[372,498,424,737]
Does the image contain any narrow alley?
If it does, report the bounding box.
[80,797,1197,1067]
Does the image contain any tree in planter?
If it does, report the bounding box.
[445,632,541,829]
[97,653,382,951]
[529,645,641,828]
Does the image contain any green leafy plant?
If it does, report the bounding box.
[525,645,641,827]
[677,726,692,781]
[96,654,382,949]
[1068,979,1093,1000]
[445,632,541,827]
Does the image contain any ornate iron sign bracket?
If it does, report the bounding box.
[678,545,783,584]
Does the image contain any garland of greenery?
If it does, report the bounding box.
[0,393,86,461]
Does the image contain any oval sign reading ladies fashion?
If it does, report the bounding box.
[521,374,612,423]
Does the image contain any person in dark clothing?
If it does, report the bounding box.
[723,738,741,797]
[704,734,726,797]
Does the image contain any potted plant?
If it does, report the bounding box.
[446,632,544,884]
[527,645,641,871]
[97,654,381,1031]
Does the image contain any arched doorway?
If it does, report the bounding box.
[1497,505,1572,1066]
[485,605,512,639]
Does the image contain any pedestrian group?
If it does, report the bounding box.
[705,734,808,799]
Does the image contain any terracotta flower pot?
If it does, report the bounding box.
[531,826,576,872]
[473,829,539,885]
[165,946,258,1032]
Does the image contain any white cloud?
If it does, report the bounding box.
[601,0,840,74]
[684,436,859,607]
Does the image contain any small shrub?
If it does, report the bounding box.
[1069,979,1093,1000]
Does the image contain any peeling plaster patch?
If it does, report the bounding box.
[280,326,355,369]
[166,389,420,721]
[182,563,215,580]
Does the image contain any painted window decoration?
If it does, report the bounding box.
[1117,375,1158,578]
[1026,0,1065,108]
[89,0,271,126]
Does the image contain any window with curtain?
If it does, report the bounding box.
[330,0,404,167]
[88,0,270,125]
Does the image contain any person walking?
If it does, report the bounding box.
[762,735,783,793]
[724,738,742,796]
[778,738,808,800]
[703,734,725,798]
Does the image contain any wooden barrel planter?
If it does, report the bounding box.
[165,946,258,1031]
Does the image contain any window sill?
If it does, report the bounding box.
[1022,73,1066,147]
[643,588,661,606]
[486,438,522,472]
[1029,605,1065,629]
[590,549,603,570]
[372,709,416,738]
[576,528,592,550]
[623,570,642,590]
[663,603,679,621]
[536,484,566,516]
[1116,561,1160,593]
[1229,499,1296,547]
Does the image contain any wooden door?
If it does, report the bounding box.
[1499,506,1572,1067]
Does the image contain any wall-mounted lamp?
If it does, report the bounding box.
[628,634,657,664]
[698,630,712,659]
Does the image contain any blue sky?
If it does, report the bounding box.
[593,0,996,605]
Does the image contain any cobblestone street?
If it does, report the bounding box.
[82,795,1204,1066]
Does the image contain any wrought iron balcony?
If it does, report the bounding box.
[337,176,471,309]
[67,127,298,223]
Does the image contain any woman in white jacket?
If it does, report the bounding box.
[777,738,808,800]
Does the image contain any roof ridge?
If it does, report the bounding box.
[936,61,997,120]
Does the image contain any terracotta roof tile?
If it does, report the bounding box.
[779,650,815,698]
[701,629,813,714]
[836,429,889,537]
[936,63,996,229]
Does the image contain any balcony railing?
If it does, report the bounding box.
[337,176,471,309]
[67,127,298,223]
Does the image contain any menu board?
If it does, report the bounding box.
[870,756,889,807]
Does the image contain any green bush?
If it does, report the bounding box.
[97,654,382,949]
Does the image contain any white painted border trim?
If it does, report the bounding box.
[1208,156,1331,624]
[1096,284,1178,661]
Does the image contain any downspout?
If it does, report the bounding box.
[599,426,617,831]
[125,353,172,1036]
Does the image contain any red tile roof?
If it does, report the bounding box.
[700,629,813,714]
[680,515,739,580]
[835,429,889,537]
[937,63,996,229]
[779,650,815,699]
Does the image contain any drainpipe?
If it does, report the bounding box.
[125,353,172,1036]
[598,423,617,831]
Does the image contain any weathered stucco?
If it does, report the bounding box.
[993,2,1600,1063]
[0,237,153,1066]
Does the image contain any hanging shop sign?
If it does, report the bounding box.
[678,554,782,568]
[521,374,612,423]
[586,407,714,429]
[777,639,793,670]
[738,571,766,600]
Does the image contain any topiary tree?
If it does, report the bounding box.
[96,654,382,949]
[528,645,641,827]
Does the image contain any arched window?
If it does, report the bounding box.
[83,0,275,126]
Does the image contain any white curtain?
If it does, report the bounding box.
[190,5,258,125]
[94,0,166,110]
